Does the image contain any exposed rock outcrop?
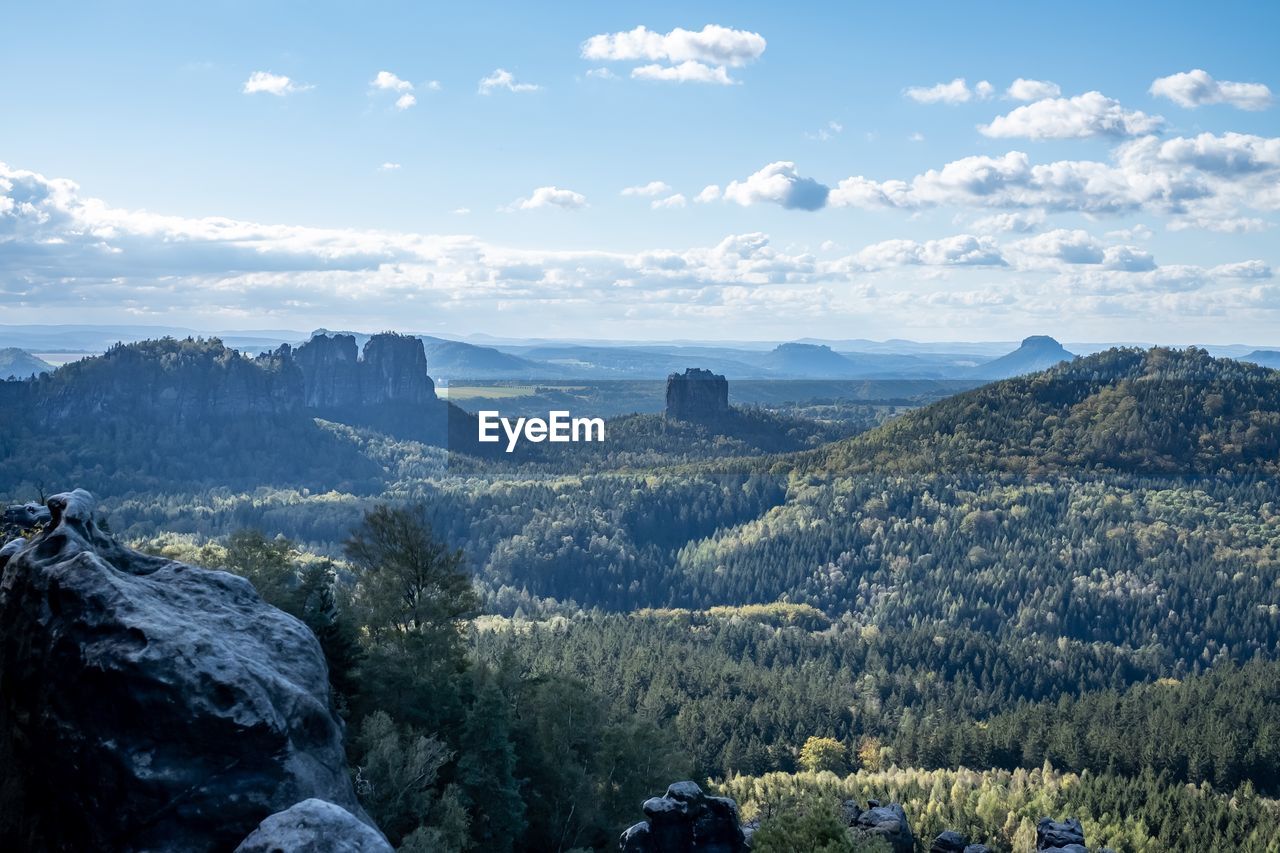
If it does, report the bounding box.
[845,799,914,853]
[0,490,383,852]
[620,781,746,852]
[1036,817,1086,852]
[2,501,50,530]
[665,368,729,421]
[290,332,436,410]
[235,799,392,853]
[929,829,991,853]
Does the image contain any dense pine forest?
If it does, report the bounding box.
[5,344,1280,850]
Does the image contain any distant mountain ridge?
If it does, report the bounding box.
[964,335,1075,379]
[0,348,54,379]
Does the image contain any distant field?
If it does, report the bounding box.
[440,384,540,400]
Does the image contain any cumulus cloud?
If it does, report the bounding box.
[586,67,617,80]
[505,186,587,211]
[369,71,425,110]
[1210,259,1272,279]
[631,61,733,85]
[855,235,1006,268]
[479,69,540,94]
[981,92,1164,140]
[372,71,413,92]
[378,162,401,171]
[2,161,1274,335]
[621,181,672,197]
[582,24,765,85]
[970,211,1045,234]
[904,78,992,104]
[1006,78,1061,101]
[723,162,830,211]
[827,132,1280,222]
[1151,69,1273,111]
[652,193,687,209]
[242,71,311,96]
[694,185,722,203]
[582,24,765,65]
[1011,229,1155,271]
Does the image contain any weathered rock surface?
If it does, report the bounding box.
[931,829,969,853]
[665,368,729,421]
[234,798,392,853]
[847,800,914,853]
[620,781,746,852]
[291,332,436,410]
[0,490,382,852]
[1036,816,1086,852]
[2,501,50,530]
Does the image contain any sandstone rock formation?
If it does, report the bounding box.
[0,490,383,852]
[665,368,729,421]
[290,332,436,410]
[845,800,914,853]
[235,799,392,853]
[619,781,746,852]
[1036,816,1087,852]
[930,829,991,853]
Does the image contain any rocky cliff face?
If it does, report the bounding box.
[0,490,389,852]
[665,368,729,421]
[290,332,436,410]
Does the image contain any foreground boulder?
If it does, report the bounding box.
[0,490,382,851]
[845,800,914,853]
[1037,817,1086,852]
[235,799,391,853]
[620,781,746,852]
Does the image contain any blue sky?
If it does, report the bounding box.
[3,1,1279,342]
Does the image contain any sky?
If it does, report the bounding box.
[2,0,1279,343]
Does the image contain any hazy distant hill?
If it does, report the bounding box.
[0,348,54,379]
[1241,350,1280,369]
[965,335,1075,379]
[419,336,563,379]
[759,343,860,377]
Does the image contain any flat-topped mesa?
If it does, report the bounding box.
[289,332,436,410]
[665,368,729,422]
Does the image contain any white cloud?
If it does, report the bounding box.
[622,181,672,197]
[828,131,1280,223]
[506,186,587,211]
[1011,229,1155,271]
[904,78,991,105]
[378,162,401,171]
[424,80,442,91]
[242,71,311,96]
[586,67,617,80]
[723,162,830,211]
[395,93,416,110]
[981,92,1164,140]
[1210,260,1272,279]
[453,207,471,215]
[694,185,722,203]
[1006,78,1061,101]
[908,132,925,143]
[856,235,1006,268]
[582,24,765,66]
[652,193,687,209]
[479,69,541,94]
[372,71,413,92]
[631,61,733,85]
[806,121,844,142]
[4,161,1275,337]
[582,24,765,85]
[1150,69,1273,111]
[970,211,1045,234]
